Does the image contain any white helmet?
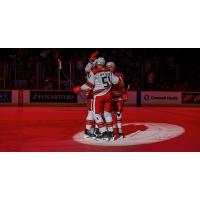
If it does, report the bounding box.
[96,57,105,66]
[106,62,115,71]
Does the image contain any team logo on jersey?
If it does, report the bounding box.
[73,123,185,146]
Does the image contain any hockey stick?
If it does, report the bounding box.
[58,58,85,100]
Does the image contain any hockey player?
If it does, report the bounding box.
[84,89,95,137]
[84,51,99,137]
[74,57,120,140]
[106,62,128,138]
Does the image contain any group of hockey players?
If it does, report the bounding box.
[73,51,128,140]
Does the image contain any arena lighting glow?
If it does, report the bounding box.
[1,49,200,152]
[74,123,185,146]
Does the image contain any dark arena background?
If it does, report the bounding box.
[0,48,200,152]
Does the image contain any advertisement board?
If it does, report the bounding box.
[126,91,137,105]
[30,90,77,103]
[182,92,200,104]
[77,91,137,105]
[141,91,182,105]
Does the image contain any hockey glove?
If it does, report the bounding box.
[73,86,81,94]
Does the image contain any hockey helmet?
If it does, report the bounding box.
[106,61,115,72]
[96,57,105,66]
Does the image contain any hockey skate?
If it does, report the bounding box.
[117,129,125,138]
[107,131,115,141]
[84,129,96,138]
[93,128,100,137]
[95,131,110,141]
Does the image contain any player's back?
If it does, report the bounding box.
[91,66,118,96]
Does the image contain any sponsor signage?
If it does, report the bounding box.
[126,91,137,105]
[0,91,12,103]
[141,91,182,105]
[30,90,77,103]
[77,91,137,105]
[182,92,200,104]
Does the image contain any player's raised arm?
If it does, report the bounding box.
[85,51,99,73]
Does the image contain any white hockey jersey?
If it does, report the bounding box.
[81,66,120,96]
[85,62,94,73]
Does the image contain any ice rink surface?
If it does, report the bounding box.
[0,107,200,152]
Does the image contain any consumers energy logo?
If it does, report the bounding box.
[141,92,182,105]
[73,123,185,146]
[144,95,150,101]
[144,95,178,101]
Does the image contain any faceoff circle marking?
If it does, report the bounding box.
[73,123,185,146]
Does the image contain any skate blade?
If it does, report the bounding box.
[118,136,125,140]
[84,135,96,139]
[109,137,115,141]
[95,138,109,142]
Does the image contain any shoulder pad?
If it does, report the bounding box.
[92,67,110,75]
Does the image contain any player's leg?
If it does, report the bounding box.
[116,98,124,137]
[86,97,100,136]
[91,99,100,136]
[94,123,100,135]
[104,92,114,140]
[85,99,96,137]
[104,110,114,140]
[92,96,109,140]
[85,111,96,137]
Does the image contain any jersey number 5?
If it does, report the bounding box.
[102,76,111,88]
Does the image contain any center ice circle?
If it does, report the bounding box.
[73,122,185,146]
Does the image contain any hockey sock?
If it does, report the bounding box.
[86,111,95,131]
[116,112,122,132]
[94,114,106,133]
[104,111,114,132]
